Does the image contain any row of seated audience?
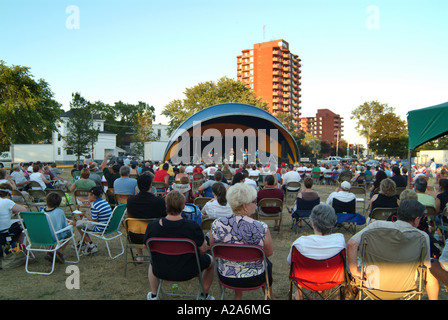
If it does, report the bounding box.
[3,155,448,300]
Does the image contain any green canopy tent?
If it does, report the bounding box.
[407,101,448,185]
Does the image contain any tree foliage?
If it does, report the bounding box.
[64,92,99,162]
[350,101,393,152]
[161,76,268,135]
[0,61,62,150]
[368,112,408,158]
[91,100,155,150]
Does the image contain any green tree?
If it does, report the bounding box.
[91,100,155,150]
[64,92,99,163]
[368,112,408,158]
[131,106,157,157]
[350,101,393,155]
[162,76,268,135]
[0,61,62,150]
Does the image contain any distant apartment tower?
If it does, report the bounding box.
[237,39,302,131]
[299,109,344,143]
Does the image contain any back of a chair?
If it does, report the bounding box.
[29,181,43,190]
[193,197,212,209]
[350,186,366,196]
[211,243,266,264]
[124,218,153,236]
[19,212,57,246]
[115,193,131,204]
[395,187,406,197]
[332,198,356,214]
[359,227,427,300]
[28,189,47,202]
[146,237,197,256]
[290,247,346,291]
[200,217,216,233]
[286,181,301,191]
[425,206,437,218]
[258,198,283,215]
[293,197,320,218]
[370,207,398,220]
[104,203,127,235]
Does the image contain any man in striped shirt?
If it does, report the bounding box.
[71,186,112,254]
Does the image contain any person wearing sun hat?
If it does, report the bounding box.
[326,180,356,207]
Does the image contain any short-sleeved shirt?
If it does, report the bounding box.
[102,167,120,188]
[90,198,112,232]
[211,215,268,279]
[0,198,16,231]
[45,207,71,240]
[126,192,166,220]
[113,177,137,195]
[417,193,436,207]
[74,179,96,191]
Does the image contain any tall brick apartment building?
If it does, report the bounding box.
[237,39,302,133]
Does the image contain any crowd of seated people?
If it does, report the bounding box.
[3,155,448,301]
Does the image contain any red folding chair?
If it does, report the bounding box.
[288,247,351,300]
[146,237,206,300]
[211,243,271,300]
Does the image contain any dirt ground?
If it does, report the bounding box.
[1,170,447,301]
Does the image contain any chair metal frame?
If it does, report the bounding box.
[19,211,79,275]
[146,237,206,300]
[211,242,271,300]
[78,203,126,259]
[256,198,283,232]
[288,247,351,300]
[123,217,155,276]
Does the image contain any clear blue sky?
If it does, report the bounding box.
[1,0,447,144]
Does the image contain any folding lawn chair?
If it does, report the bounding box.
[354,227,427,300]
[146,237,206,300]
[78,203,126,259]
[19,211,79,275]
[123,217,154,276]
[211,243,271,300]
[332,198,366,234]
[288,247,351,300]
[291,197,320,233]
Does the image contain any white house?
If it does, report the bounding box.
[53,111,118,163]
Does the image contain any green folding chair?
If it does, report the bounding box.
[19,211,79,275]
[78,203,126,259]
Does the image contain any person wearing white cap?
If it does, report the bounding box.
[326,181,356,207]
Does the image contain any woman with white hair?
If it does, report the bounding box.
[210,183,274,300]
[287,203,346,299]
